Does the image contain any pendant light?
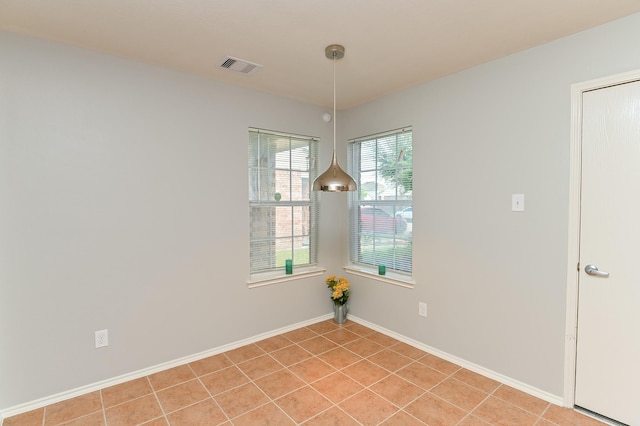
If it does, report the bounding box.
[312,44,357,192]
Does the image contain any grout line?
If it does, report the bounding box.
[490,385,553,419]
[539,404,560,425]
[271,321,369,424]
[188,364,231,425]
[98,390,107,426]
[146,376,170,426]
[225,351,302,425]
[10,320,581,426]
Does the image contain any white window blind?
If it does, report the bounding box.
[249,128,319,275]
[348,127,413,275]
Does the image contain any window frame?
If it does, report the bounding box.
[347,127,414,286]
[248,128,323,286]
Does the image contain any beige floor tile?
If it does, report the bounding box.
[342,359,390,386]
[458,414,493,425]
[101,377,152,408]
[405,393,467,425]
[368,348,414,372]
[141,417,169,425]
[396,362,447,390]
[255,335,294,353]
[224,343,265,364]
[343,337,385,357]
[306,320,338,335]
[44,391,102,426]
[472,396,538,425]
[104,394,164,426]
[281,327,318,343]
[155,379,210,414]
[200,365,248,395]
[302,406,360,425]
[311,372,364,403]
[389,342,428,360]
[417,354,462,375]
[322,328,360,345]
[214,382,269,418]
[269,345,313,367]
[4,408,44,426]
[370,374,425,407]
[232,402,295,426]
[237,354,282,380]
[452,369,501,393]
[380,410,428,425]
[340,389,399,425]
[493,384,549,416]
[254,369,306,399]
[535,418,558,425]
[24,321,603,426]
[165,399,227,426]
[344,322,376,337]
[430,378,489,411]
[542,404,606,425]
[60,411,106,425]
[297,336,338,355]
[317,347,362,369]
[289,357,336,383]
[188,354,233,376]
[275,386,332,424]
[148,365,195,391]
[366,332,400,347]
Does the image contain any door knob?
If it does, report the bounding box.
[585,264,610,277]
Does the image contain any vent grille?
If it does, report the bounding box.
[218,56,262,74]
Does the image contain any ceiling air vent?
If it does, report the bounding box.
[218,56,262,74]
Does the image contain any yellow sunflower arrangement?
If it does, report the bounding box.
[326,275,350,306]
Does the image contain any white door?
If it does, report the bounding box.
[575,80,640,425]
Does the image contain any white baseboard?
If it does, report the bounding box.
[349,316,564,406]
[0,314,332,420]
[1,312,563,421]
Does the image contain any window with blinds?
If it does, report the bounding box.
[248,128,319,276]
[348,127,413,275]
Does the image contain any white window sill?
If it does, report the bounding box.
[343,265,415,288]
[247,266,326,288]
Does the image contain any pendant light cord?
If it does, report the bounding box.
[332,52,337,159]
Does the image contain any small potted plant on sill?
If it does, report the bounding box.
[326,275,350,324]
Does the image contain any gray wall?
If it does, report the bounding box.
[0,32,347,409]
[341,12,640,397]
[2,10,640,411]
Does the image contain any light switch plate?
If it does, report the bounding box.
[418,302,427,317]
[512,194,525,212]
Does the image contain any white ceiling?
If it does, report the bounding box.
[2,0,640,109]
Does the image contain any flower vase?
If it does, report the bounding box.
[333,303,348,324]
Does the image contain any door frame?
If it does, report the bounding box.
[564,68,640,407]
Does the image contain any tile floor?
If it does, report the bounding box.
[5,320,605,426]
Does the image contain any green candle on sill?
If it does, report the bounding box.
[285,259,293,274]
[378,265,386,275]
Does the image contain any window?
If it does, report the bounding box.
[248,128,319,277]
[348,127,413,276]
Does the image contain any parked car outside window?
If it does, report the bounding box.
[396,206,412,223]
[360,207,407,234]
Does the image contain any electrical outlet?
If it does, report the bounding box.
[418,302,427,317]
[95,329,109,348]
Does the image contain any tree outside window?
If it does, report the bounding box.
[348,128,413,274]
